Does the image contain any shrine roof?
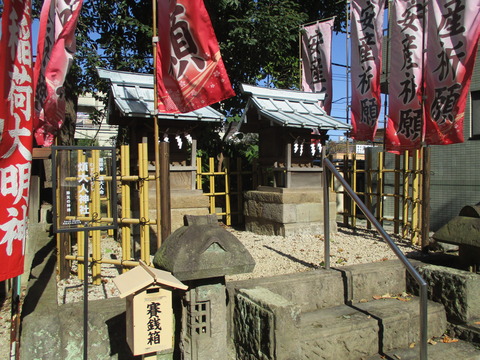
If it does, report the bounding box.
[240,84,351,131]
[97,68,225,122]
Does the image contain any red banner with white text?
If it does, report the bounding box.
[33,0,83,147]
[0,0,33,281]
[156,0,235,113]
[350,0,385,141]
[301,19,334,114]
[424,0,480,145]
[385,0,425,152]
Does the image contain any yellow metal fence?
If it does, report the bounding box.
[334,148,425,245]
[56,146,256,283]
[57,143,156,284]
[195,156,256,226]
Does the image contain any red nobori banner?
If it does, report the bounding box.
[424,0,480,146]
[350,0,385,141]
[301,19,334,115]
[385,0,425,152]
[156,0,235,113]
[0,0,33,282]
[33,0,83,147]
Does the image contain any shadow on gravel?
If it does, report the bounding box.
[263,245,321,269]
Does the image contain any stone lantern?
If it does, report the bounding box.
[153,215,255,360]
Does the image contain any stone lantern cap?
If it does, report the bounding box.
[153,215,256,281]
[433,204,480,247]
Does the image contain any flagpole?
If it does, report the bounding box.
[346,0,351,156]
[152,0,162,247]
[299,27,303,90]
[383,0,393,152]
[420,0,431,254]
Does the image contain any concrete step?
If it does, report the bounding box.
[228,259,407,312]
[366,339,480,359]
[229,260,454,360]
[297,298,446,360]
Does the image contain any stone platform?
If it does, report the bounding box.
[244,186,337,237]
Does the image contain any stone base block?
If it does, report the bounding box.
[410,264,480,323]
[148,189,210,232]
[244,187,337,237]
[245,218,335,237]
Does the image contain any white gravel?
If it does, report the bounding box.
[226,224,421,281]
[0,295,11,359]
[55,223,421,304]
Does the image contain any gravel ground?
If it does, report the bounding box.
[0,223,422,359]
[54,223,421,304]
[0,295,11,359]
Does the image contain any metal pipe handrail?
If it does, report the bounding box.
[323,158,428,360]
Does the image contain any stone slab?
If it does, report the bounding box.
[298,304,380,360]
[21,297,139,360]
[234,287,301,360]
[227,269,346,313]
[170,190,209,208]
[449,321,480,344]
[433,216,480,247]
[366,340,480,360]
[410,264,480,323]
[244,217,337,237]
[356,297,447,350]
[341,260,407,303]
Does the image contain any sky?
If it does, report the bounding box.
[330,31,350,135]
[329,31,352,141]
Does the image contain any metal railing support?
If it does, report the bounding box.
[323,158,428,360]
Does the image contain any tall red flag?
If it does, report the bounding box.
[0,0,34,281]
[424,0,480,145]
[301,20,334,115]
[156,0,235,113]
[350,0,385,141]
[33,0,83,147]
[385,0,425,152]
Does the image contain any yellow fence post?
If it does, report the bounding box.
[209,157,216,215]
[352,153,357,228]
[402,150,410,238]
[138,142,151,265]
[394,155,401,234]
[196,157,203,190]
[91,150,102,285]
[121,145,132,272]
[411,149,421,244]
[365,152,372,230]
[343,154,349,226]
[76,150,85,280]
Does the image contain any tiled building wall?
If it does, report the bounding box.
[429,48,480,231]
